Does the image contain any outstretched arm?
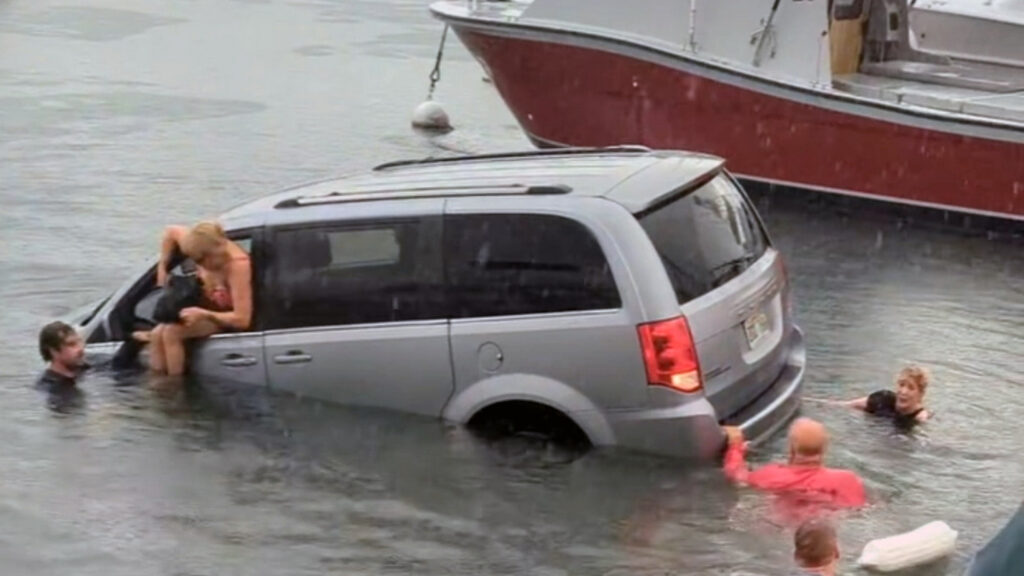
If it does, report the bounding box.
[804,396,868,410]
[720,427,789,492]
[844,396,869,411]
[722,426,752,484]
[157,225,189,287]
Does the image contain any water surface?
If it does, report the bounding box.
[2,1,1022,574]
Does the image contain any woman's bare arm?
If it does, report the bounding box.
[158,225,189,286]
[206,258,253,330]
[845,396,869,410]
[804,396,869,410]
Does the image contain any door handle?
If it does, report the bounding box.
[273,350,312,365]
[221,354,258,367]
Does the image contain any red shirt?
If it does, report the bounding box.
[723,443,867,509]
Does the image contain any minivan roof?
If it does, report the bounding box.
[220,147,725,223]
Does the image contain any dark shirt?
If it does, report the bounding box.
[865,389,924,429]
[36,369,77,393]
[36,369,84,413]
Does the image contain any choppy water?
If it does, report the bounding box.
[1,1,1023,574]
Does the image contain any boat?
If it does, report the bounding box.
[911,0,1024,68]
[428,0,1024,222]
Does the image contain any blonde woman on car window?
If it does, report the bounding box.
[135,221,252,376]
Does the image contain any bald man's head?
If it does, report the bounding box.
[788,418,829,463]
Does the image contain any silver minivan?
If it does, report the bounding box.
[69,147,805,460]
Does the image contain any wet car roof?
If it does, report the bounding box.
[220,147,725,227]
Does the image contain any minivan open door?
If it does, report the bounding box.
[81,229,268,388]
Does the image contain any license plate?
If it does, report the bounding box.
[743,310,770,349]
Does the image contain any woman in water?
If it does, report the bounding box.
[812,365,932,428]
[136,221,252,376]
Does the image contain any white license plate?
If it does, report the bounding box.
[743,310,770,349]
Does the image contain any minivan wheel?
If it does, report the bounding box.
[467,401,592,451]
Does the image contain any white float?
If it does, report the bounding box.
[857,520,958,572]
[411,100,451,131]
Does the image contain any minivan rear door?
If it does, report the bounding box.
[442,199,646,412]
[636,174,792,419]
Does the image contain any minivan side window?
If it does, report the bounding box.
[266,218,444,329]
[445,213,620,318]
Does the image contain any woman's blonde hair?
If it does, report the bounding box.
[180,220,227,262]
[897,365,930,395]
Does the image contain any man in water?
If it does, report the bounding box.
[37,322,87,411]
[722,418,866,509]
[793,518,841,575]
[817,365,931,428]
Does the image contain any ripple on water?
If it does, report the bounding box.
[0,6,185,42]
[0,92,266,141]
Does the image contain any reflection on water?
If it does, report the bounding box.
[2,0,1023,574]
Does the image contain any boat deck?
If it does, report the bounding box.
[834,59,1024,123]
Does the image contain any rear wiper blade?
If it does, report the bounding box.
[709,255,756,276]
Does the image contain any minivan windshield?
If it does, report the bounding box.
[638,174,769,304]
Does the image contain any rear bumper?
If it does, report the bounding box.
[722,325,806,445]
[601,396,726,460]
[600,326,805,460]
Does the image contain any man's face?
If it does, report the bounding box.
[52,332,85,370]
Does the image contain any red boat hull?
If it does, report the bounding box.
[453,27,1024,220]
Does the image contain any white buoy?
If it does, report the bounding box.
[412,100,451,132]
[857,521,958,572]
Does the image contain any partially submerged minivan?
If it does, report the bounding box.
[69,147,805,459]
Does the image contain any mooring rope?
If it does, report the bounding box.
[427,24,450,100]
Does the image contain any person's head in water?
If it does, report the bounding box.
[893,365,929,414]
[180,221,230,270]
[39,321,85,377]
[788,417,829,467]
[794,518,840,575]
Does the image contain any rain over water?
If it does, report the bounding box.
[1,1,1022,574]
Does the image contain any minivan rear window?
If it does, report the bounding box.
[638,174,768,304]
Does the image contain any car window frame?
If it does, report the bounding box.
[723,171,774,248]
[100,227,264,342]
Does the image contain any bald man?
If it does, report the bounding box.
[722,418,866,509]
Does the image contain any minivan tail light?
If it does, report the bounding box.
[637,316,703,393]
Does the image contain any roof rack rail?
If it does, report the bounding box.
[372,145,653,172]
[274,183,572,209]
